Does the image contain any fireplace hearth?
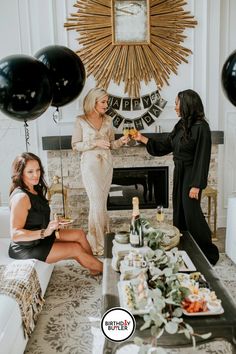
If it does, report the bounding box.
[107,166,169,210]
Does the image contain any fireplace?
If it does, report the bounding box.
[107,166,169,210]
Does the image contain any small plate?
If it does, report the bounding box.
[118,280,153,315]
[58,219,74,225]
[183,306,224,316]
[166,250,196,272]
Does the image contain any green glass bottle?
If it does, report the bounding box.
[130,197,144,247]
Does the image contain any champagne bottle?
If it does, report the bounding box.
[130,197,144,247]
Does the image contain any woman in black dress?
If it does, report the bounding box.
[8,152,103,275]
[134,89,219,265]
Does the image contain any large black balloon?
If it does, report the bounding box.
[221,50,236,106]
[34,45,86,107]
[0,55,52,121]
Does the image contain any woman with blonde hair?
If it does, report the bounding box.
[72,88,128,255]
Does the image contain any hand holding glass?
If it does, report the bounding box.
[122,122,131,146]
[129,124,139,145]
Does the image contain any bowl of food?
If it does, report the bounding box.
[115,231,130,244]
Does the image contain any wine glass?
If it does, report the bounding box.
[122,121,131,146]
[156,205,164,225]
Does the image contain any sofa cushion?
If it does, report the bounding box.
[0,238,54,354]
[0,206,10,238]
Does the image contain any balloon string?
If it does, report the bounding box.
[53,108,65,216]
[24,121,30,152]
[53,107,59,124]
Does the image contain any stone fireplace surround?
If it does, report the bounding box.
[43,132,223,234]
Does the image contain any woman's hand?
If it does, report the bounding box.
[95,139,111,149]
[133,131,148,145]
[120,135,130,145]
[189,187,200,200]
[45,220,60,237]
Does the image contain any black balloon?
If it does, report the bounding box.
[0,55,52,121]
[221,50,236,106]
[34,45,86,107]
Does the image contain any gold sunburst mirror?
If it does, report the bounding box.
[65,0,197,98]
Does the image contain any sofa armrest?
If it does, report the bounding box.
[0,207,10,238]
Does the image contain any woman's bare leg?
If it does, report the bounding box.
[56,228,93,255]
[45,241,103,273]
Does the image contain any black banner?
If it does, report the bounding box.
[149,104,162,118]
[132,98,141,111]
[142,94,152,108]
[122,98,131,111]
[110,96,122,110]
[107,89,167,130]
[142,112,155,126]
[112,114,124,128]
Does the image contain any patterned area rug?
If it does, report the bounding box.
[25,254,236,354]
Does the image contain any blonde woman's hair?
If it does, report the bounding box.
[83,87,108,115]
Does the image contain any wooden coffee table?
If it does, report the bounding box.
[102,232,236,353]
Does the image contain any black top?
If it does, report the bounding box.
[143,120,219,265]
[8,188,55,261]
[146,120,211,189]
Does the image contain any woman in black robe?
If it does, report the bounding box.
[134,89,219,265]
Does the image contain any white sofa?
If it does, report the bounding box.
[0,206,54,354]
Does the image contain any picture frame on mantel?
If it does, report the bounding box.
[112,0,150,45]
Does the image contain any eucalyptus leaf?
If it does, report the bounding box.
[151,325,161,336]
[165,321,178,334]
[185,323,194,334]
[143,314,151,321]
[183,329,191,339]
[199,332,212,339]
[140,320,152,331]
[150,267,163,277]
[154,249,164,259]
[155,327,164,339]
[163,267,173,277]
[165,298,178,305]
[192,335,196,348]
[172,307,183,317]
[150,287,162,298]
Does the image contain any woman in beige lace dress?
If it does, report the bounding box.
[72,88,128,255]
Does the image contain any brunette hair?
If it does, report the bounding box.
[83,87,108,115]
[172,89,206,141]
[10,152,48,198]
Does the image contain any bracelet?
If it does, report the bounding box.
[40,229,45,239]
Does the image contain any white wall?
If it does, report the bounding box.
[0,0,235,227]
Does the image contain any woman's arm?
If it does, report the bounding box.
[108,120,129,149]
[71,118,97,152]
[134,131,172,156]
[10,193,59,242]
[133,131,149,144]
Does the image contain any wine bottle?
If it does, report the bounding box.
[130,197,144,247]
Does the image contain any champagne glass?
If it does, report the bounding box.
[122,121,130,146]
[129,123,140,146]
[156,205,164,225]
